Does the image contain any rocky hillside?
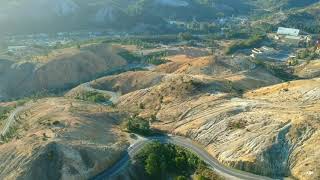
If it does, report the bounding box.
[71,52,318,179]
[1,43,320,179]
[0,98,129,179]
[294,59,320,78]
[0,44,127,100]
[114,74,320,179]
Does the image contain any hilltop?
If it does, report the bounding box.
[0,43,127,100]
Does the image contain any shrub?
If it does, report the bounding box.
[125,117,151,136]
[227,120,247,130]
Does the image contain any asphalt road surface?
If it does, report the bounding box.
[91,136,276,180]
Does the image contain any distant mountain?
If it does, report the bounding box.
[0,0,253,34]
[0,0,318,35]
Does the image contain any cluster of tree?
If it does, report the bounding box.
[135,141,224,180]
[119,50,169,65]
[118,50,142,63]
[0,106,13,122]
[75,91,109,103]
[144,51,169,65]
[296,48,319,61]
[225,34,267,55]
[279,12,320,34]
[118,38,159,49]
[124,116,152,136]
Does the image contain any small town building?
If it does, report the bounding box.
[275,27,311,47]
[277,27,300,36]
[250,46,290,62]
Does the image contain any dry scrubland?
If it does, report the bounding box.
[0,44,320,180]
[80,52,319,179]
[0,98,129,179]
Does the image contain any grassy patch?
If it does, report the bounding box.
[75,91,110,103]
[118,50,169,65]
[0,125,18,143]
[0,106,13,122]
[135,141,224,180]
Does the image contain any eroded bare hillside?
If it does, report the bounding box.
[0,44,127,100]
[115,74,320,179]
[0,98,129,180]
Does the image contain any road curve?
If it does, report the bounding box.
[81,82,121,104]
[91,136,276,180]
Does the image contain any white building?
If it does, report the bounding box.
[277,27,300,36]
[276,27,304,46]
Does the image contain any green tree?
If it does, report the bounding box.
[145,153,160,176]
[175,156,188,171]
[175,176,188,180]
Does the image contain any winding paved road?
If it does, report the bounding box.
[91,136,276,180]
[81,82,121,104]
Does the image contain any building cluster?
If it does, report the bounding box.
[167,16,249,32]
[250,46,290,62]
[275,27,315,47]
[250,27,320,63]
[168,20,216,32]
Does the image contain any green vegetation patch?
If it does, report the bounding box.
[0,106,13,122]
[123,116,152,136]
[118,50,142,63]
[118,50,169,65]
[296,48,320,61]
[253,59,300,81]
[135,141,224,180]
[225,34,267,55]
[227,120,248,130]
[75,91,110,103]
[0,125,18,143]
[144,51,169,65]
